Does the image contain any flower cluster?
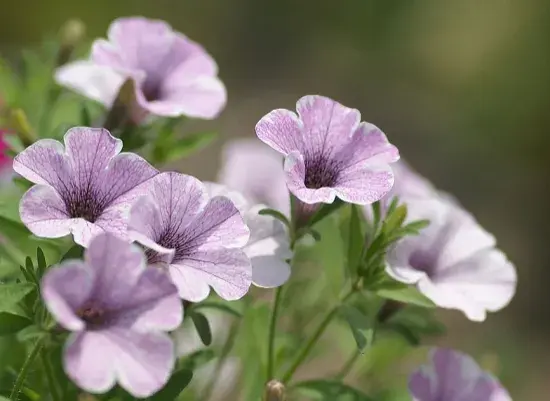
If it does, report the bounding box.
[0,15,518,401]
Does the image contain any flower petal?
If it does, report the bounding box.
[19,185,104,246]
[64,331,117,394]
[409,348,511,401]
[144,75,226,119]
[42,262,93,331]
[336,122,399,170]
[333,164,394,205]
[171,249,251,301]
[284,151,336,204]
[85,233,146,309]
[142,172,209,235]
[96,17,174,74]
[296,95,360,157]
[55,61,125,107]
[255,109,304,155]
[64,329,175,398]
[428,249,517,321]
[185,196,250,250]
[244,205,292,288]
[13,138,70,188]
[204,182,249,214]
[218,139,289,216]
[116,267,182,332]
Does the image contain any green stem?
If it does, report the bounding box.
[40,350,62,401]
[335,351,361,380]
[9,338,44,400]
[281,289,356,384]
[267,286,284,380]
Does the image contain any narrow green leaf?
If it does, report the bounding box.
[294,380,375,400]
[12,177,33,192]
[16,325,47,342]
[80,104,92,126]
[190,311,212,346]
[259,208,291,229]
[60,245,84,262]
[0,283,36,309]
[371,200,382,230]
[400,219,430,235]
[25,256,37,283]
[383,204,407,235]
[180,348,216,371]
[191,301,243,318]
[0,312,32,335]
[309,199,345,227]
[340,305,374,351]
[376,285,435,308]
[147,368,193,401]
[36,247,47,278]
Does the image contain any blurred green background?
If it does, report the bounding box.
[1,0,547,399]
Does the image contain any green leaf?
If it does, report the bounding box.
[147,368,193,401]
[80,104,92,126]
[12,177,33,192]
[190,311,212,346]
[0,312,32,335]
[294,380,375,400]
[383,305,446,346]
[382,204,407,235]
[60,245,84,262]
[180,348,216,371]
[346,205,364,274]
[16,325,47,342]
[36,247,47,279]
[0,283,36,309]
[376,285,435,308]
[400,219,430,236]
[340,305,374,351]
[191,301,243,318]
[309,199,345,227]
[259,208,291,229]
[163,131,218,163]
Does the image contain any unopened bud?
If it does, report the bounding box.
[10,109,36,147]
[264,380,286,401]
[103,78,139,132]
[57,19,86,66]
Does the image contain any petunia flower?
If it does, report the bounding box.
[218,138,289,217]
[56,17,226,120]
[409,348,512,401]
[386,196,517,321]
[255,95,399,206]
[41,233,182,397]
[128,172,252,301]
[206,182,292,288]
[13,127,158,247]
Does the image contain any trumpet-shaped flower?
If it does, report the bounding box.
[255,95,399,205]
[128,172,252,301]
[42,233,182,397]
[14,127,157,247]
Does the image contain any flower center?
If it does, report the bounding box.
[408,251,436,278]
[146,228,193,265]
[77,303,106,326]
[304,155,342,189]
[142,79,162,102]
[65,190,103,223]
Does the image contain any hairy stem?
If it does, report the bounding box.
[40,350,62,401]
[10,338,44,400]
[267,286,284,380]
[281,288,356,384]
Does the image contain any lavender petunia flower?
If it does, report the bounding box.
[128,172,252,301]
[218,138,289,217]
[56,17,226,120]
[205,182,292,288]
[42,233,182,397]
[255,95,399,205]
[409,348,512,401]
[13,127,158,247]
[386,197,517,321]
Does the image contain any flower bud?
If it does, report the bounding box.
[57,19,86,66]
[264,380,286,401]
